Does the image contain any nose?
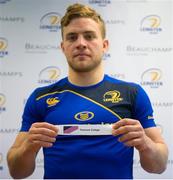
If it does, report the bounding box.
[76,35,87,50]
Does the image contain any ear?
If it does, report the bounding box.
[61,42,65,52]
[103,39,109,53]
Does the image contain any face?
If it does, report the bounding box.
[61,18,109,73]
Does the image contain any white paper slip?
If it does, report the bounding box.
[57,124,113,136]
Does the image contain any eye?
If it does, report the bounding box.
[66,34,78,42]
[84,33,96,41]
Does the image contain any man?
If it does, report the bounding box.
[7,3,168,179]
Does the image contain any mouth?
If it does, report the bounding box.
[73,53,91,58]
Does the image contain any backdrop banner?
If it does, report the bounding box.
[0,0,172,179]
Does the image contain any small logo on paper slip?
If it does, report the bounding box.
[46,97,59,107]
[63,126,79,134]
[103,90,123,103]
[75,111,94,121]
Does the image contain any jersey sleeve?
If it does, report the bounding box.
[133,85,156,128]
[20,89,43,132]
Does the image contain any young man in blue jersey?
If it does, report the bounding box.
[7,3,168,179]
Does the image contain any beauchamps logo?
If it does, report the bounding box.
[0,93,6,113]
[46,97,60,107]
[0,0,11,4]
[75,111,94,121]
[140,15,162,34]
[0,16,24,23]
[0,37,8,57]
[88,0,111,7]
[103,90,123,103]
[152,101,173,107]
[109,73,126,80]
[105,19,125,25]
[126,45,172,56]
[103,53,111,60]
[0,71,23,77]
[38,66,60,84]
[140,68,163,88]
[40,12,61,32]
[25,42,61,54]
[0,128,19,133]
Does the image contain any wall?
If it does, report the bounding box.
[0,0,172,179]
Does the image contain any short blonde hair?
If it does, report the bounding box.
[61,3,106,39]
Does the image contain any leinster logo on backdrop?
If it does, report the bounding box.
[89,0,111,7]
[140,15,162,34]
[0,93,6,113]
[40,12,61,32]
[140,68,163,88]
[38,66,60,84]
[0,37,8,57]
[0,93,6,107]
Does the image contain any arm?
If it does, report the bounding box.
[7,132,38,179]
[7,122,58,179]
[139,127,168,173]
[112,119,168,174]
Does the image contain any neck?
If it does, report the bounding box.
[68,64,104,86]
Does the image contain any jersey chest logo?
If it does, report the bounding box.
[74,111,94,121]
[46,97,60,107]
[103,90,123,103]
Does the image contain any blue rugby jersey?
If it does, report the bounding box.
[20,74,156,179]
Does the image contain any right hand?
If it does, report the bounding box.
[24,122,58,153]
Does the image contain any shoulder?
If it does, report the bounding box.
[104,74,141,91]
[33,77,68,100]
[104,75,150,103]
[23,77,68,115]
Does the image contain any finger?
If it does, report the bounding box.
[30,134,57,143]
[123,138,142,147]
[112,119,138,130]
[118,131,143,142]
[112,124,140,136]
[30,127,58,138]
[122,137,148,152]
[32,122,58,134]
[30,123,58,137]
[32,140,54,148]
